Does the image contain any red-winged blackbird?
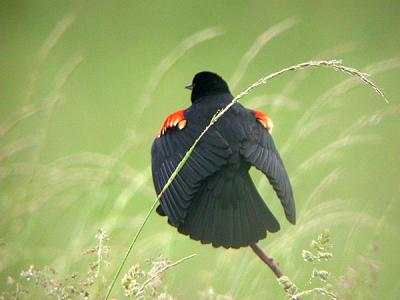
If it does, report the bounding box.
[151,71,295,249]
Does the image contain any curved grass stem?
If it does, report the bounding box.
[104,200,158,300]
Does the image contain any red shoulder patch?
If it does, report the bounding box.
[157,109,187,137]
[252,109,273,133]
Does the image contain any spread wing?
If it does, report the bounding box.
[240,118,296,224]
[151,116,232,227]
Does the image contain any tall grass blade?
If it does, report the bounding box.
[230,17,298,90]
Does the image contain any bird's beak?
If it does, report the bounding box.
[185,83,193,90]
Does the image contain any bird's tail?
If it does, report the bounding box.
[178,169,280,248]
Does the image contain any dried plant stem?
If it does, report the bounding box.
[105,59,386,299]
[269,43,355,113]
[238,60,387,102]
[137,254,197,295]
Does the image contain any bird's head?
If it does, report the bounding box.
[186,71,231,103]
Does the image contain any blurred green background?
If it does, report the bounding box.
[1,0,399,299]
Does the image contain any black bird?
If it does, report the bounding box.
[151,71,295,249]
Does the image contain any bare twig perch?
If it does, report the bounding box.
[250,243,283,278]
[251,244,301,299]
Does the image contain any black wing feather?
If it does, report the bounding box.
[240,120,296,224]
[151,122,232,227]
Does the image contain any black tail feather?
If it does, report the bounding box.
[178,169,280,248]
